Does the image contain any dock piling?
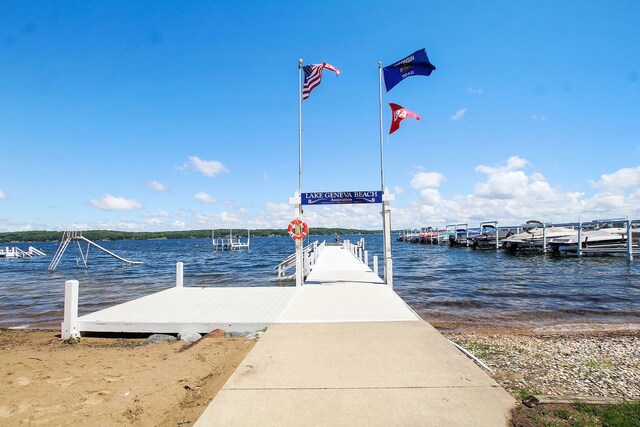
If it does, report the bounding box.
[577,222,583,257]
[627,217,634,262]
[176,262,184,287]
[62,280,79,339]
[373,255,378,276]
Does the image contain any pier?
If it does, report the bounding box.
[62,241,515,426]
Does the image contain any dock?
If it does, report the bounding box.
[63,242,514,425]
[196,244,514,426]
[70,243,419,335]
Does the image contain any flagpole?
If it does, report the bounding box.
[378,61,385,191]
[298,59,303,196]
[378,61,392,286]
[295,58,304,287]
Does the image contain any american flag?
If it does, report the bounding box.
[302,63,341,100]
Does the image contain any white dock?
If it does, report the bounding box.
[71,244,419,336]
[66,242,514,425]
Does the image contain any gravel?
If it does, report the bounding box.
[442,328,640,400]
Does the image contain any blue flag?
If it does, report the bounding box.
[383,48,436,92]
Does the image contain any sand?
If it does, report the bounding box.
[0,329,254,426]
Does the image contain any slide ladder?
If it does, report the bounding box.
[48,232,73,271]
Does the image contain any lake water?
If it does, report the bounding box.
[1,234,639,329]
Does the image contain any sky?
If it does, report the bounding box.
[1,1,639,232]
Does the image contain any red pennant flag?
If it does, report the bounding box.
[389,103,421,134]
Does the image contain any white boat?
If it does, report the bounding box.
[502,224,575,252]
[548,227,628,253]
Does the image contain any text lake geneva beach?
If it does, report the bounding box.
[1,234,639,329]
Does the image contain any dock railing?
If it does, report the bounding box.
[275,240,326,280]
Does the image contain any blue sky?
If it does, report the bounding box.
[1,1,639,232]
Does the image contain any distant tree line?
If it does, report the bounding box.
[0,228,381,243]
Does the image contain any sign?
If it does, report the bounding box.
[301,191,382,205]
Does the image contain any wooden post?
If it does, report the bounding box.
[364,250,368,267]
[176,262,184,287]
[373,255,379,276]
[62,280,80,339]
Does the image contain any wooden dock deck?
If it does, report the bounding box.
[73,244,418,335]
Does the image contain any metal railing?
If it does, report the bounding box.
[275,240,326,280]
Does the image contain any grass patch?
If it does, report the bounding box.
[584,358,613,370]
[458,341,505,361]
[519,388,542,400]
[513,402,640,427]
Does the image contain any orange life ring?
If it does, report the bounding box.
[288,219,309,240]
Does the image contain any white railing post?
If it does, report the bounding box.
[577,222,583,257]
[364,250,368,267]
[304,252,311,276]
[628,218,634,262]
[176,262,184,287]
[62,280,80,339]
[373,255,379,276]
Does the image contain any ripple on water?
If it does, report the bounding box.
[1,235,639,328]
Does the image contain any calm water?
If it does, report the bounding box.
[1,235,639,328]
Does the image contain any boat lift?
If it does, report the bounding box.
[212,229,250,250]
[48,230,143,272]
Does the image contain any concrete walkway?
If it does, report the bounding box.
[195,245,515,426]
[195,322,514,426]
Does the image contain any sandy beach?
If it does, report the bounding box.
[0,329,254,426]
[1,322,639,426]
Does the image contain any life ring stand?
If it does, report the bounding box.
[288,219,309,240]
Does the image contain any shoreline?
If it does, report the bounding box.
[1,320,639,425]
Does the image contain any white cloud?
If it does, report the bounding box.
[475,156,529,174]
[143,209,170,217]
[531,114,547,122]
[420,188,443,205]
[449,108,467,121]
[0,189,6,200]
[468,87,483,94]
[391,158,640,228]
[187,156,229,177]
[89,194,143,211]
[474,170,529,199]
[410,172,446,189]
[194,192,216,203]
[590,166,640,192]
[394,186,405,196]
[147,180,167,191]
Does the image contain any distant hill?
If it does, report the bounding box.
[0,228,381,243]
